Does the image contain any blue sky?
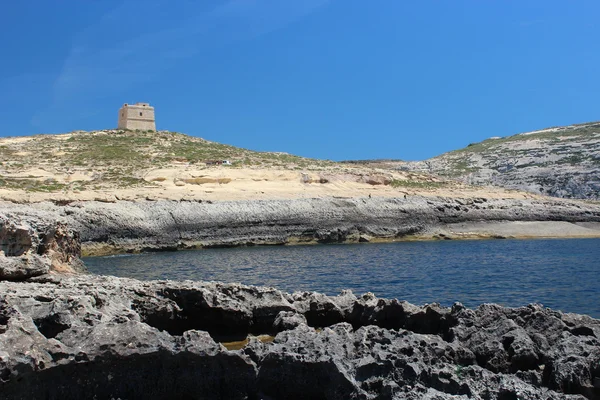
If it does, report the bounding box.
[1,1,599,161]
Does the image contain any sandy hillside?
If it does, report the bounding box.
[0,129,544,203]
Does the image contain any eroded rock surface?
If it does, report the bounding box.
[0,216,84,280]
[0,275,598,399]
[1,196,599,255]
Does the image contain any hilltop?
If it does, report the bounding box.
[0,129,528,203]
[362,122,600,200]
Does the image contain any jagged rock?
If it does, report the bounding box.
[256,323,368,400]
[0,275,598,399]
[347,294,458,336]
[358,234,372,242]
[0,254,49,280]
[290,291,348,327]
[0,217,83,280]
[38,222,83,273]
[544,332,600,397]
[0,220,34,256]
[272,310,307,331]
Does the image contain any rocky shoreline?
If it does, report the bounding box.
[1,196,600,257]
[1,196,600,399]
[0,274,599,399]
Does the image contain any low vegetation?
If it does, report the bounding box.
[0,129,337,192]
[400,121,600,199]
[0,129,456,195]
[389,179,449,190]
[404,121,600,180]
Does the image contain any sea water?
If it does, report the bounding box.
[84,238,600,318]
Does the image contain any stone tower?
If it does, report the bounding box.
[117,102,156,131]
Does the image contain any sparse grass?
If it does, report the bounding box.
[0,129,337,191]
[424,121,600,180]
[449,122,600,157]
[555,153,587,164]
[109,176,149,188]
[444,160,478,177]
[0,177,68,192]
[389,179,449,189]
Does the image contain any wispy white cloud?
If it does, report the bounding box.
[33,0,331,127]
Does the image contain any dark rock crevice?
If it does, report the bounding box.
[33,313,70,339]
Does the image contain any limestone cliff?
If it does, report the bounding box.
[401,122,600,199]
[1,196,599,256]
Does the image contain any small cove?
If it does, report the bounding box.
[84,238,600,319]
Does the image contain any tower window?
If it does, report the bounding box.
[139,112,143,116]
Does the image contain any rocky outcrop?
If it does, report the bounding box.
[0,275,598,399]
[401,122,600,200]
[0,216,84,280]
[1,196,600,255]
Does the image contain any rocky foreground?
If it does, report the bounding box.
[1,196,600,399]
[0,274,599,399]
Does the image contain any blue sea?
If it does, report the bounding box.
[84,238,600,318]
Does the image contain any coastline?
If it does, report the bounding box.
[2,195,600,257]
[2,194,600,398]
[81,223,600,258]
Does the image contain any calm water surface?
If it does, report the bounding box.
[85,238,600,318]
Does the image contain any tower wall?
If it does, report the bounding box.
[118,103,156,131]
